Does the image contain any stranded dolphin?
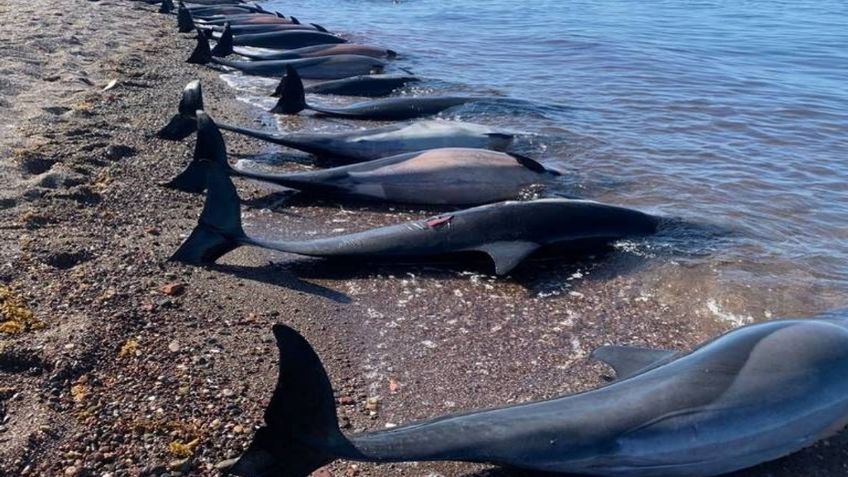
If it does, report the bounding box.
[231,43,397,62]
[210,23,345,50]
[200,22,327,36]
[170,158,655,274]
[187,32,384,80]
[157,80,513,162]
[229,312,848,477]
[167,111,557,205]
[275,74,419,98]
[271,65,482,120]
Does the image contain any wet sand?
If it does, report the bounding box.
[2,1,848,476]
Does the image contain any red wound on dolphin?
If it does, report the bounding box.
[426,215,453,229]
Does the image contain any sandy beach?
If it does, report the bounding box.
[2,1,848,476]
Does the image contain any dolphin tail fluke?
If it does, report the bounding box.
[187,28,214,65]
[166,111,233,193]
[157,80,204,140]
[170,157,245,265]
[229,325,350,477]
[270,65,307,114]
[177,5,194,32]
[159,0,174,14]
[211,23,234,57]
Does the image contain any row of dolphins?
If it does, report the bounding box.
[146,1,848,476]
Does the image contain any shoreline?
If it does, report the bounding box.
[2,1,848,476]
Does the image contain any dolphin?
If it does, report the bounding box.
[182,6,261,17]
[228,312,848,477]
[211,23,345,50]
[200,22,327,36]
[188,32,384,80]
[232,44,397,62]
[179,11,294,33]
[207,25,337,56]
[171,157,655,274]
[278,74,418,98]
[176,4,286,31]
[193,14,293,26]
[271,65,482,120]
[168,112,557,206]
[156,80,514,161]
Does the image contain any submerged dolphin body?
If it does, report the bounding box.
[230,313,848,477]
[157,81,514,162]
[171,157,655,274]
[168,112,557,205]
[271,65,481,120]
[188,32,384,80]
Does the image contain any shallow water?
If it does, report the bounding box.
[222,0,848,323]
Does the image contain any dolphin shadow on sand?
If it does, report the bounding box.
[206,261,352,304]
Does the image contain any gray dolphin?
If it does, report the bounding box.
[188,32,383,80]
[168,112,556,205]
[214,24,345,50]
[201,22,326,36]
[277,74,418,98]
[171,158,655,274]
[271,65,481,120]
[177,5,289,32]
[157,80,513,162]
[228,312,848,477]
[233,44,397,62]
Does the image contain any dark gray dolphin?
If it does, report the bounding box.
[170,158,655,274]
[156,80,512,161]
[192,14,292,26]
[168,112,556,205]
[232,43,397,62]
[208,24,328,56]
[201,22,326,36]
[214,23,345,50]
[271,66,482,120]
[280,74,418,98]
[188,32,383,80]
[229,312,848,477]
[177,4,286,32]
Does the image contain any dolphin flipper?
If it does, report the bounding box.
[591,345,676,380]
[477,241,539,276]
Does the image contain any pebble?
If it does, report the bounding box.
[159,283,185,296]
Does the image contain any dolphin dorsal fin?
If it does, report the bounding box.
[477,241,539,276]
[590,345,676,380]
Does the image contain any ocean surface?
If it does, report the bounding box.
[222,0,848,324]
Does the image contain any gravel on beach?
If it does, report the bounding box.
[2,1,848,476]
